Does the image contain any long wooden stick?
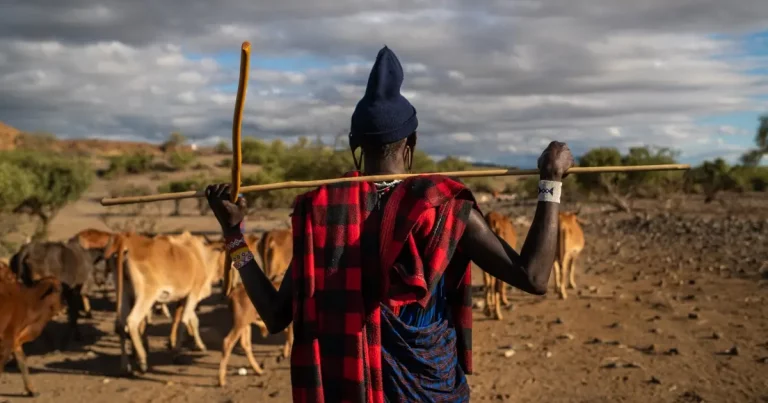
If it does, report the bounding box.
[100,163,690,206]
[231,42,250,203]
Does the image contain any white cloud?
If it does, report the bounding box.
[0,0,766,164]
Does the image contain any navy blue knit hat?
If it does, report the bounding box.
[349,46,418,150]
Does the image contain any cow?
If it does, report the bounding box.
[69,228,119,319]
[105,231,223,374]
[10,239,96,346]
[164,234,228,351]
[217,282,270,387]
[483,211,518,320]
[553,211,586,299]
[0,276,63,397]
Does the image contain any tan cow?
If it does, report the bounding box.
[105,231,222,373]
[483,211,518,320]
[0,276,63,396]
[553,211,585,299]
[165,234,229,351]
[217,281,270,386]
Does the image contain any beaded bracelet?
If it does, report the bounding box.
[224,233,254,269]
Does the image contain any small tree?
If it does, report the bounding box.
[684,158,736,203]
[740,114,767,167]
[1,150,93,239]
[161,131,187,152]
[104,151,154,177]
[576,147,630,211]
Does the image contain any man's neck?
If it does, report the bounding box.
[362,159,406,176]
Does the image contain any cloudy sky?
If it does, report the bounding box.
[1,0,767,166]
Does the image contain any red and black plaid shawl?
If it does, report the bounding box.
[289,171,477,403]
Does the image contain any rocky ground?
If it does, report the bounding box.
[1,193,767,403]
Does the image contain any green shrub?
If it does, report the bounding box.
[104,151,154,177]
[0,150,93,238]
[167,150,196,171]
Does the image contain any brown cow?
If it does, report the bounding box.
[10,239,95,346]
[0,276,63,396]
[483,211,518,320]
[553,211,586,299]
[105,231,222,373]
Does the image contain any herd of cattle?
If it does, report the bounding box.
[0,210,585,396]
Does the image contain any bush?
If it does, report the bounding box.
[161,132,186,152]
[157,175,210,216]
[167,150,196,171]
[0,162,36,213]
[104,151,154,177]
[214,140,231,154]
[576,146,681,211]
[0,150,93,238]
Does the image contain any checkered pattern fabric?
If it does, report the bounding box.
[289,171,477,403]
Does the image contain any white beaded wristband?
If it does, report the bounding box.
[537,180,562,203]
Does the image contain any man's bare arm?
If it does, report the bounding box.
[459,203,558,295]
[459,140,572,295]
[235,258,293,334]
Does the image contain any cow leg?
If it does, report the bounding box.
[168,301,185,351]
[553,260,563,297]
[218,325,242,387]
[12,347,37,397]
[568,253,579,290]
[116,287,134,375]
[240,326,265,376]
[81,296,93,319]
[63,287,83,346]
[0,343,12,374]
[559,256,570,300]
[282,324,294,359]
[500,280,511,307]
[482,273,493,318]
[493,279,504,320]
[126,297,155,373]
[160,304,172,319]
[179,297,207,352]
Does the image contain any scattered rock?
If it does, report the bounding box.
[586,337,602,345]
[712,332,722,340]
[554,317,564,325]
[688,312,699,320]
[545,351,553,358]
[651,328,663,334]
[502,349,516,358]
[238,367,248,376]
[558,333,575,341]
[269,391,280,398]
[102,378,110,384]
[664,348,680,356]
[649,376,662,385]
[608,322,621,329]
[722,346,739,356]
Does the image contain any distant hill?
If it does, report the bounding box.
[0,121,174,156]
[0,121,21,151]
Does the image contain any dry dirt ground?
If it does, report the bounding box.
[1,182,767,402]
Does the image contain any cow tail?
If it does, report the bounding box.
[114,235,126,322]
[11,246,31,285]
